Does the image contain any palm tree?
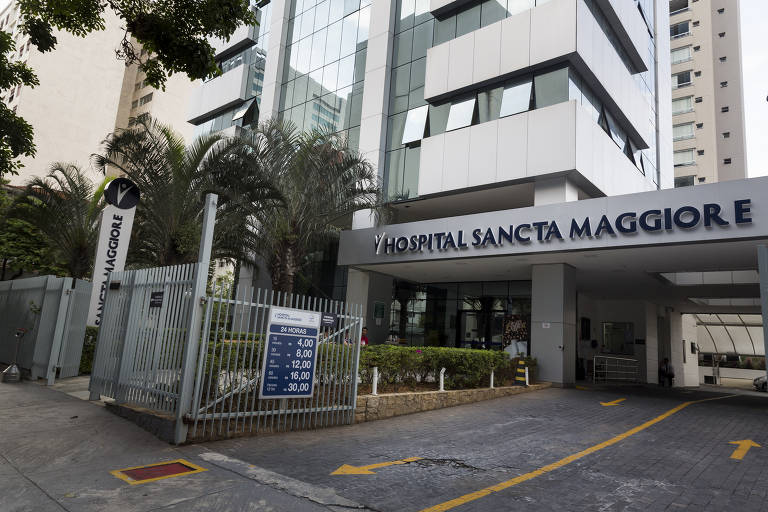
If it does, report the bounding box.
[20,164,108,279]
[234,119,382,294]
[94,114,272,268]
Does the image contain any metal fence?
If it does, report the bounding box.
[89,263,197,414]
[89,263,363,443]
[593,355,640,383]
[0,276,91,383]
[188,286,363,441]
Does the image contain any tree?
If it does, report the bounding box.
[1,0,256,179]
[0,31,38,179]
[94,114,274,267]
[234,119,382,294]
[18,164,108,279]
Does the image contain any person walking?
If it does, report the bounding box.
[360,327,369,347]
[658,358,675,387]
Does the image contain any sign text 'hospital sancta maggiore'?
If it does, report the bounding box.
[374,200,753,255]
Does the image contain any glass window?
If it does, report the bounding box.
[670,21,689,38]
[322,61,339,91]
[403,146,421,198]
[393,29,414,68]
[329,0,344,22]
[605,110,625,150]
[533,67,568,109]
[673,149,695,166]
[456,4,480,37]
[402,105,429,144]
[671,45,692,64]
[673,122,694,141]
[499,77,532,117]
[325,20,343,64]
[672,96,693,115]
[672,71,691,88]
[481,0,507,27]
[408,58,427,108]
[337,53,355,89]
[358,6,370,45]
[412,19,433,60]
[445,96,476,131]
[341,12,359,57]
[390,64,411,115]
[354,50,366,83]
[477,85,504,123]
[310,29,327,70]
[428,103,450,136]
[434,16,456,46]
[396,0,415,33]
[386,148,405,198]
[315,0,330,30]
[674,175,695,188]
[387,111,407,150]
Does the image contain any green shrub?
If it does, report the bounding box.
[79,326,99,374]
[359,346,523,391]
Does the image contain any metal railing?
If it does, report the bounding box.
[593,355,640,383]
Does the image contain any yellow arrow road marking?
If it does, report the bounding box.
[600,398,626,406]
[331,457,423,475]
[419,394,736,512]
[729,440,761,460]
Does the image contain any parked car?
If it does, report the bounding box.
[753,375,767,392]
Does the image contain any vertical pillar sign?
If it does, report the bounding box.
[87,178,140,326]
[260,307,322,399]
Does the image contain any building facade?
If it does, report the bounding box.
[669,0,748,186]
[189,0,768,388]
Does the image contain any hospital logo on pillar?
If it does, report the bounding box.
[86,178,141,326]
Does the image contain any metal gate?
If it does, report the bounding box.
[187,286,363,441]
[88,263,198,413]
[89,264,363,443]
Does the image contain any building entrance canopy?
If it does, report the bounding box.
[339,178,768,314]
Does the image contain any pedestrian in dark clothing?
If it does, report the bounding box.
[658,358,674,387]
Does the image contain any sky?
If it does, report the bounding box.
[1,0,766,177]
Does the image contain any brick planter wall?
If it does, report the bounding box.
[354,383,551,423]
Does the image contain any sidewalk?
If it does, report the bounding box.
[0,379,368,512]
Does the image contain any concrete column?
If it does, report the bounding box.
[259,0,291,121]
[667,312,684,387]
[644,302,659,384]
[533,176,579,206]
[358,0,397,174]
[531,264,576,386]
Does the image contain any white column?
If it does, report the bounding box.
[358,0,397,174]
[259,0,292,122]
[644,302,659,384]
[533,176,579,205]
[759,245,768,383]
[667,311,684,387]
[531,263,577,386]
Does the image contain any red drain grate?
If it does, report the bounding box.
[112,459,206,485]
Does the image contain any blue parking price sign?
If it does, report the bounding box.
[259,307,322,399]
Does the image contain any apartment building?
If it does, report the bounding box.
[670,0,748,186]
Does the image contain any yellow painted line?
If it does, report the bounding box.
[600,398,626,407]
[419,395,736,512]
[110,459,207,485]
[332,456,423,475]
[729,439,761,460]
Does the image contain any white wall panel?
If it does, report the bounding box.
[467,122,498,187]
[424,42,449,99]
[187,64,247,123]
[527,101,576,176]
[447,33,475,92]
[499,12,531,77]
[529,0,577,66]
[496,113,528,182]
[472,23,501,85]
[418,134,445,196]
[441,129,471,191]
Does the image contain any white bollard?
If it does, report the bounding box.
[525,367,529,386]
[439,367,446,392]
[372,366,378,396]
[490,370,494,389]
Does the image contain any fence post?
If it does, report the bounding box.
[525,367,529,386]
[174,193,217,445]
[372,366,378,396]
[439,367,446,392]
[46,278,73,386]
[490,370,494,389]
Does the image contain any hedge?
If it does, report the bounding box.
[358,345,537,392]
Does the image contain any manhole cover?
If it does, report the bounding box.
[111,459,206,485]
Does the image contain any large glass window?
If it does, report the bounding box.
[499,77,533,117]
[673,122,695,141]
[446,96,476,131]
[672,71,692,88]
[671,45,692,64]
[402,105,429,144]
[533,68,569,109]
[670,21,690,39]
[674,149,695,166]
[672,96,693,115]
